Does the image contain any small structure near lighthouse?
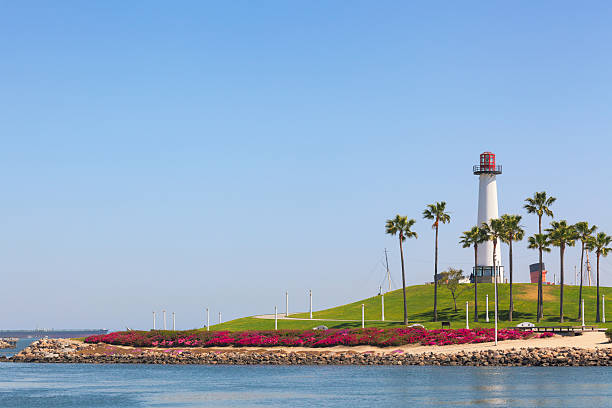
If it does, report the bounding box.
[472,152,504,283]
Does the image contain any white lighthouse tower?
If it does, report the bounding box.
[473,152,503,283]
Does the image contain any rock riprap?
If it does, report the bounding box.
[3,338,612,366]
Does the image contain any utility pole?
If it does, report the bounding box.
[384,248,392,293]
[206,308,210,331]
[172,312,175,331]
[586,251,593,287]
[163,310,167,330]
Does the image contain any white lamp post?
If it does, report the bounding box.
[274,306,278,330]
[309,290,313,319]
[172,312,175,331]
[361,304,365,328]
[603,295,606,324]
[582,298,585,326]
[206,308,210,331]
[381,294,385,321]
[219,312,222,324]
[153,311,156,330]
[486,294,489,322]
[494,275,498,345]
[285,291,289,317]
[466,301,469,329]
[163,310,167,330]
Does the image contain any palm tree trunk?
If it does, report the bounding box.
[596,253,601,323]
[560,245,564,323]
[578,242,584,319]
[537,248,543,322]
[433,225,439,322]
[474,245,479,322]
[509,239,514,321]
[537,215,542,321]
[399,236,408,325]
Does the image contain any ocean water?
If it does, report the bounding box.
[0,362,611,407]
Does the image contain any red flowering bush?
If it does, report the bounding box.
[85,327,534,348]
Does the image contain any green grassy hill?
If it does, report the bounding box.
[210,283,612,331]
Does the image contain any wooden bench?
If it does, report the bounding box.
[441,321,451,329]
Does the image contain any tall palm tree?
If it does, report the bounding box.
[546,220,577,323]
[500,214,524,321]
[482,219,504,314]
[524,192,556,321]
[460,226,488,322]
[423,202,451,322]
[574,222,597,320]
[385,215,418,325]
[527,233,552,322]
[587,232,612,323]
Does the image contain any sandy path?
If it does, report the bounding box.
[204,332,611,355]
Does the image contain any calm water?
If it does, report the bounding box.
[0,363,611,407]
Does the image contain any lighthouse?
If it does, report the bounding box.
[473,152,503,283]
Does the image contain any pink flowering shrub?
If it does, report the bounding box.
[85,327,534,348]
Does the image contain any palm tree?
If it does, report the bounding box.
[546,220,577,323]
[574,222,597,320]
[460,226,488,322]
[481,219,504,314]
[527,233,552,322]
[423,202,451,322]
[587,232,612,323]
[500,214,524,321]
[385,215,418,325]
[524,192,556,321]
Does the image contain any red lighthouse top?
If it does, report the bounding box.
[473,152,502,175]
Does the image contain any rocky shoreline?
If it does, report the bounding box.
[0,339,16,349]
[3,338,612,366]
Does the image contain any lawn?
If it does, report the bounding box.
[209,283,612,331]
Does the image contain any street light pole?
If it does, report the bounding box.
[494,273,498,345]
[309,290,313,319]
[361,304,365,328]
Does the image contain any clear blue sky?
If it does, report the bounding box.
[1,2,611,330]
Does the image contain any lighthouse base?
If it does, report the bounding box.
[471,266,504,284]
